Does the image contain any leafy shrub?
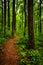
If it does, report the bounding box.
[16,36,28,45]
[15,37,42,65]
[0,37,6,44]
[26,50,42,65]
[20,59,29,65]
[19,50,42,65]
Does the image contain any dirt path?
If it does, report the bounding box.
[0,35,19,65]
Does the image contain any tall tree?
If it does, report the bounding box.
[22,9,23,32]
[8,0,10,30]
[39,0,41,33]
[24,0,26,36]
[12,0,16,36]
[4,0,6,36]
[28,0,35,49]
[1,0,3,31]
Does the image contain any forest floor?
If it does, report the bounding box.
[0,35,19,65]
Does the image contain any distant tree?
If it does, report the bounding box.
[8,0,10,30]
[28,0,35,49]
[4,0,6,36]
[22,9,23,31]
[16,0,18,12]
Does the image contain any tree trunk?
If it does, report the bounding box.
[4,0,6,36]
[1,0,3,31]
[12,0,16,36]
[8,0,10,30]
[22,10,23,32]
[24,0,26,36]
[39,0,41,33]
[28,0,35,49]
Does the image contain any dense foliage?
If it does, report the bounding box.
[0,0,43,65]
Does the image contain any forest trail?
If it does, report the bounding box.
[0,35,19,65]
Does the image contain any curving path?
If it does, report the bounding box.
[0,35,19,65]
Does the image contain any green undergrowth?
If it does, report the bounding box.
[0,31,12,52]
[15,36,43,65]
[0,37,7,52]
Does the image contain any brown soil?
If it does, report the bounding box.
[0,35,19,65]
